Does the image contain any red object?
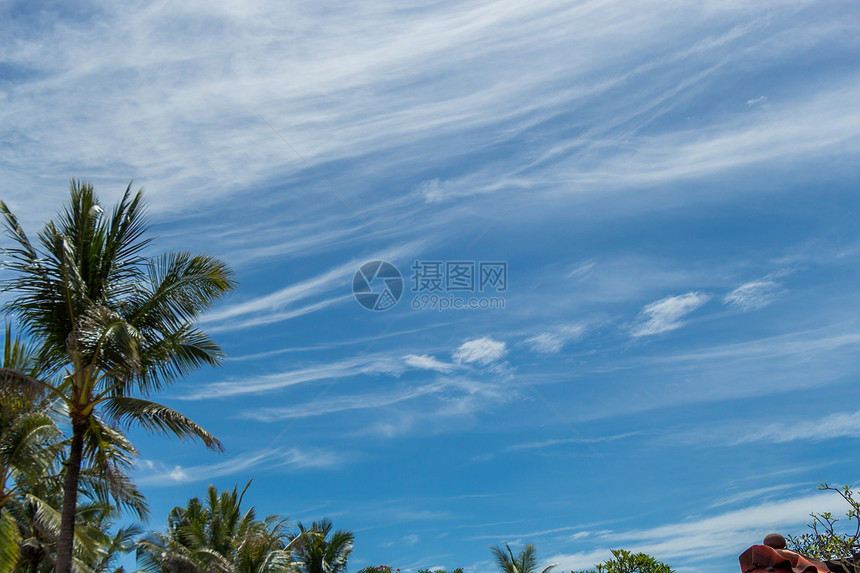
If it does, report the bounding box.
[739,545,831,573]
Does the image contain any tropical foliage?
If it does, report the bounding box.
[787,483,860,571]
[572,549,673,573]
[490,543,557,573]
[0,180,236,572]
[5,468,140,573]
[136,482,301,573]
[357,566,400,573]
[290,518,354,573]
[0,326,62,572]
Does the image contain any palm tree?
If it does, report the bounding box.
[0,180,237,573]
[1,324,146,573]
[0,326,62,513]
[490,544,557,573]
[136,482,299,573]
[0,326,61,572]
[8,490,135,573]
[290,519,354,573]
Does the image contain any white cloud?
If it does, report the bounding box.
[549,491,848,571]
[543,80,860,193]
[240,377,509,424]
[202,242,420,331]
[3,0,849,232]
[724,279,783,311]
[404,353,457,372]
[179,353,407,400]
[734,410,860,445]
[746,96,768,106]
[524,325,586,354]
[706,484,807,509]
[631,292,711,337]
[506,432,641,452]
[645,329,860,367]
[524,333,566,354]
[453,337,507,365]
[136,446,348,486]
[566,260,596,282]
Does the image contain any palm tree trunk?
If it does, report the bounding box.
[54,415,85,573]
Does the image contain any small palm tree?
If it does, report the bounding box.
[0,325,61,572]
[1,181,237,572]
[490,543,558,573]
[0,326,62,512]
[290,519,354,573]
[136,482,299,573]
[6,470,140,573]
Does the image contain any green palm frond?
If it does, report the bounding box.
[0,507,21,572]
[79,465,149,521]
[134,252,238,327]
[292,519,354,573]
[132,325,227,395]
[0,324,47,400]
[139,483,299,573]
[101,183,151,291]
[2,181,236,572]
[0,326,62,512]
[103,397,223,451]
[490,544,556,573]
[73,412,149,519]
[75,307,142,380]
[89,523,144,573]
[1,408,61,479]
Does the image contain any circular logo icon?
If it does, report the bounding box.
[352,260,403,311]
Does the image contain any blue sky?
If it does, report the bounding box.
[2,1,860,572]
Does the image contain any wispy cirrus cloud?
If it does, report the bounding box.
[548,491,847,572]
[706,483,808,510]
[506,432,642,452]
[733,410,860,445]
[723,279,783,311]
[136,446,349,486]
[453,337,507,365]
[630,292,711,337]
[178,353,407,400]
[656,407,860,451]
[239,377,510,425]
[723,269,794,311]
[182,343,497,401]
[643,328,860,368]
[524,325,586,354]
[404,354,458,373]
[201,243,421,332]
[3,0,850,228]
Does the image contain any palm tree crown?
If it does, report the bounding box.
[136,482,297,573]
[0,180,237,573]
[290,519,354,573]
[490,543,558,573]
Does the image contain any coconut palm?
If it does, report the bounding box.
[73,504,142,573]
[8,491,132,573]
[0,180,237,573]
[290,519,354,573]
[136,482,300,573]
[490,544,557,573]
[1,326,146,573]
[0,326,62,513]
[0,325,62,572]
